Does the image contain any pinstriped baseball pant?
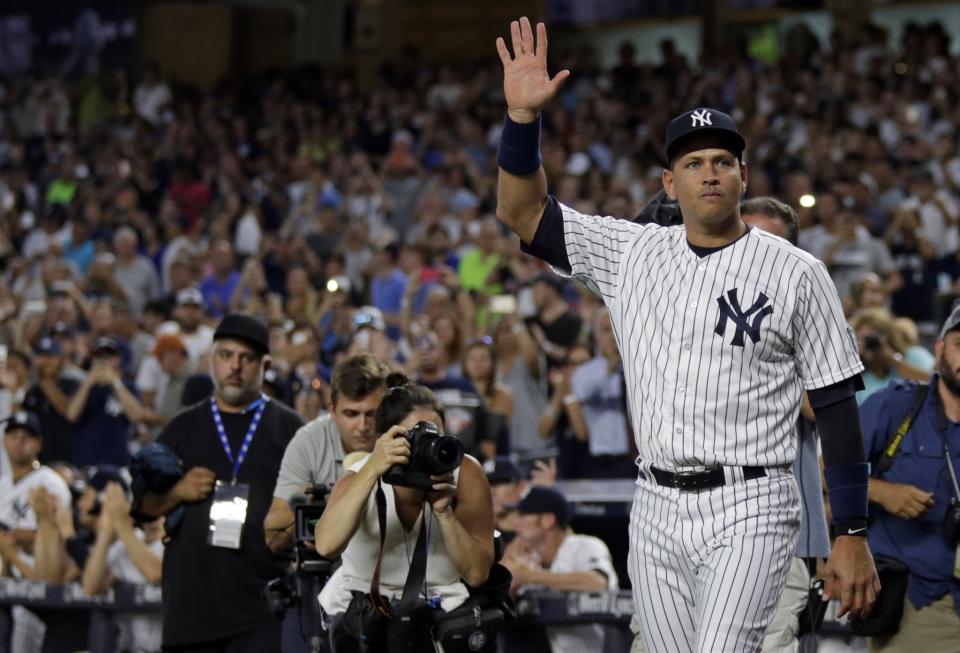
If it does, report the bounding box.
[628,466,801,653]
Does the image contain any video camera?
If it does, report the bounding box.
[383,421,464,490]
[263,484,335,653]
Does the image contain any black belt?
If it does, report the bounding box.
[647,465,766,491]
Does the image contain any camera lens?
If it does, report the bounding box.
[435,440,460,465]
[423,436,464,474]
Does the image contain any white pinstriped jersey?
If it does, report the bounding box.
[544,197,863,469]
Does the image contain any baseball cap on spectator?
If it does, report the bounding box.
[532,273,565,294]
[353,306,386,333]
[51,321,74,337]
[214,314,269,355]
[665,108,746,164]
[5,410,41,437]
[507,486,569,527]
[484,456,523,486]
[153,334,187,358]
[176,287,205,308]
[263,367,290,404]
[35,335,61,356]
[939,301,960,338]
[92,336,122,356]
[87,464,131,495]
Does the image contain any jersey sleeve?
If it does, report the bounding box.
[792,260,865,390]
[578,537,619,589]
[521,196,646,306]
[273,424,317,501]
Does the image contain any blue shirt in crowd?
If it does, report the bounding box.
[370,269,406,341]
[860,375,960,615]
[200,272,241,318]
[71,382,139,468]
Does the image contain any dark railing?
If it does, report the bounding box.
[0,579,851,652]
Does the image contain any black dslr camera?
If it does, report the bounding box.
[943,497,960,546]
[383,421,464,490]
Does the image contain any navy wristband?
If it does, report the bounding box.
[824,462,869,527]
[497,113,542,176]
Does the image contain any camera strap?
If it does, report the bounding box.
[370,480,429,619]
[944,441,960,501]
[876,382,929,477]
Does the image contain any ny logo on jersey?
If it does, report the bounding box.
[714,288,773,347]
[690,109,712,127]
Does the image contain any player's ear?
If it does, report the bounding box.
[662,168,677,201]
[740,161,749,194]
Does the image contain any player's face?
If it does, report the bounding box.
[514,512,548,544]
[331,390,384,454]
[3,428,41,466]
[663,148,746,225]
[490,481,523,517]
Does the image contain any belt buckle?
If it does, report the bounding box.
[673,470,705,491]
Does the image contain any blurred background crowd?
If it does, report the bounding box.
[0,0,958,651]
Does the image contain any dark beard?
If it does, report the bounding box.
[937,353,960,397]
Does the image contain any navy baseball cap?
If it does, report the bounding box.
[35,336,61,356]
[665,108,746,164]
[176,287,206,308]
[87,465,130,494]
[507,486,569,526]
[51,321,75,337]
[92,336,122,355]
[532,273,565,294]
[5,410,41,437]
[484,456,524,485]
[214,314,270,355]
[940,301,960,338]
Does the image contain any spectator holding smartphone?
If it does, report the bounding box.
[66,337,146,467]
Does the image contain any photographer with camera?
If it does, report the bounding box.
[263,354,390,653]
[851,308,931,404]
[857,304,960,651]
[264,354,390,553]
[315,373,496,652]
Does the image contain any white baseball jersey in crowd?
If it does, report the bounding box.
[530,196,863,652]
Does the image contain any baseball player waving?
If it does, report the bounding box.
[494,17,880,652]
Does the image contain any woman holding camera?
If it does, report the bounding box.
[315,373,495,652]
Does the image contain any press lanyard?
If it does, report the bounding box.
[210,394,268,482]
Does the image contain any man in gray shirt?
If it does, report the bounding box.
[112,226,161,318]
[264,354,390,553]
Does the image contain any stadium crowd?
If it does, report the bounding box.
[0,14,958,653]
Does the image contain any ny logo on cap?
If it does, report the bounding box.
[714,288,773,347]
[691,109,712,128]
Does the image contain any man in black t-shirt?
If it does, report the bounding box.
[22,336,79,464]
[526,273,583,369]
[139,315,304,652]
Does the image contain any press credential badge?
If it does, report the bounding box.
[208,481,250,549]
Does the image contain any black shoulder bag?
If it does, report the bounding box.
[849,383,928,637]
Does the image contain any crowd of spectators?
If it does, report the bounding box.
[0,14,957,652]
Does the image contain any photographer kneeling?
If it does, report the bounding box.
[315,374,496,652]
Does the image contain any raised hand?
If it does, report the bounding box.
[496,17,570,123]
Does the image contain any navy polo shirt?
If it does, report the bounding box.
[860,374,960,615]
